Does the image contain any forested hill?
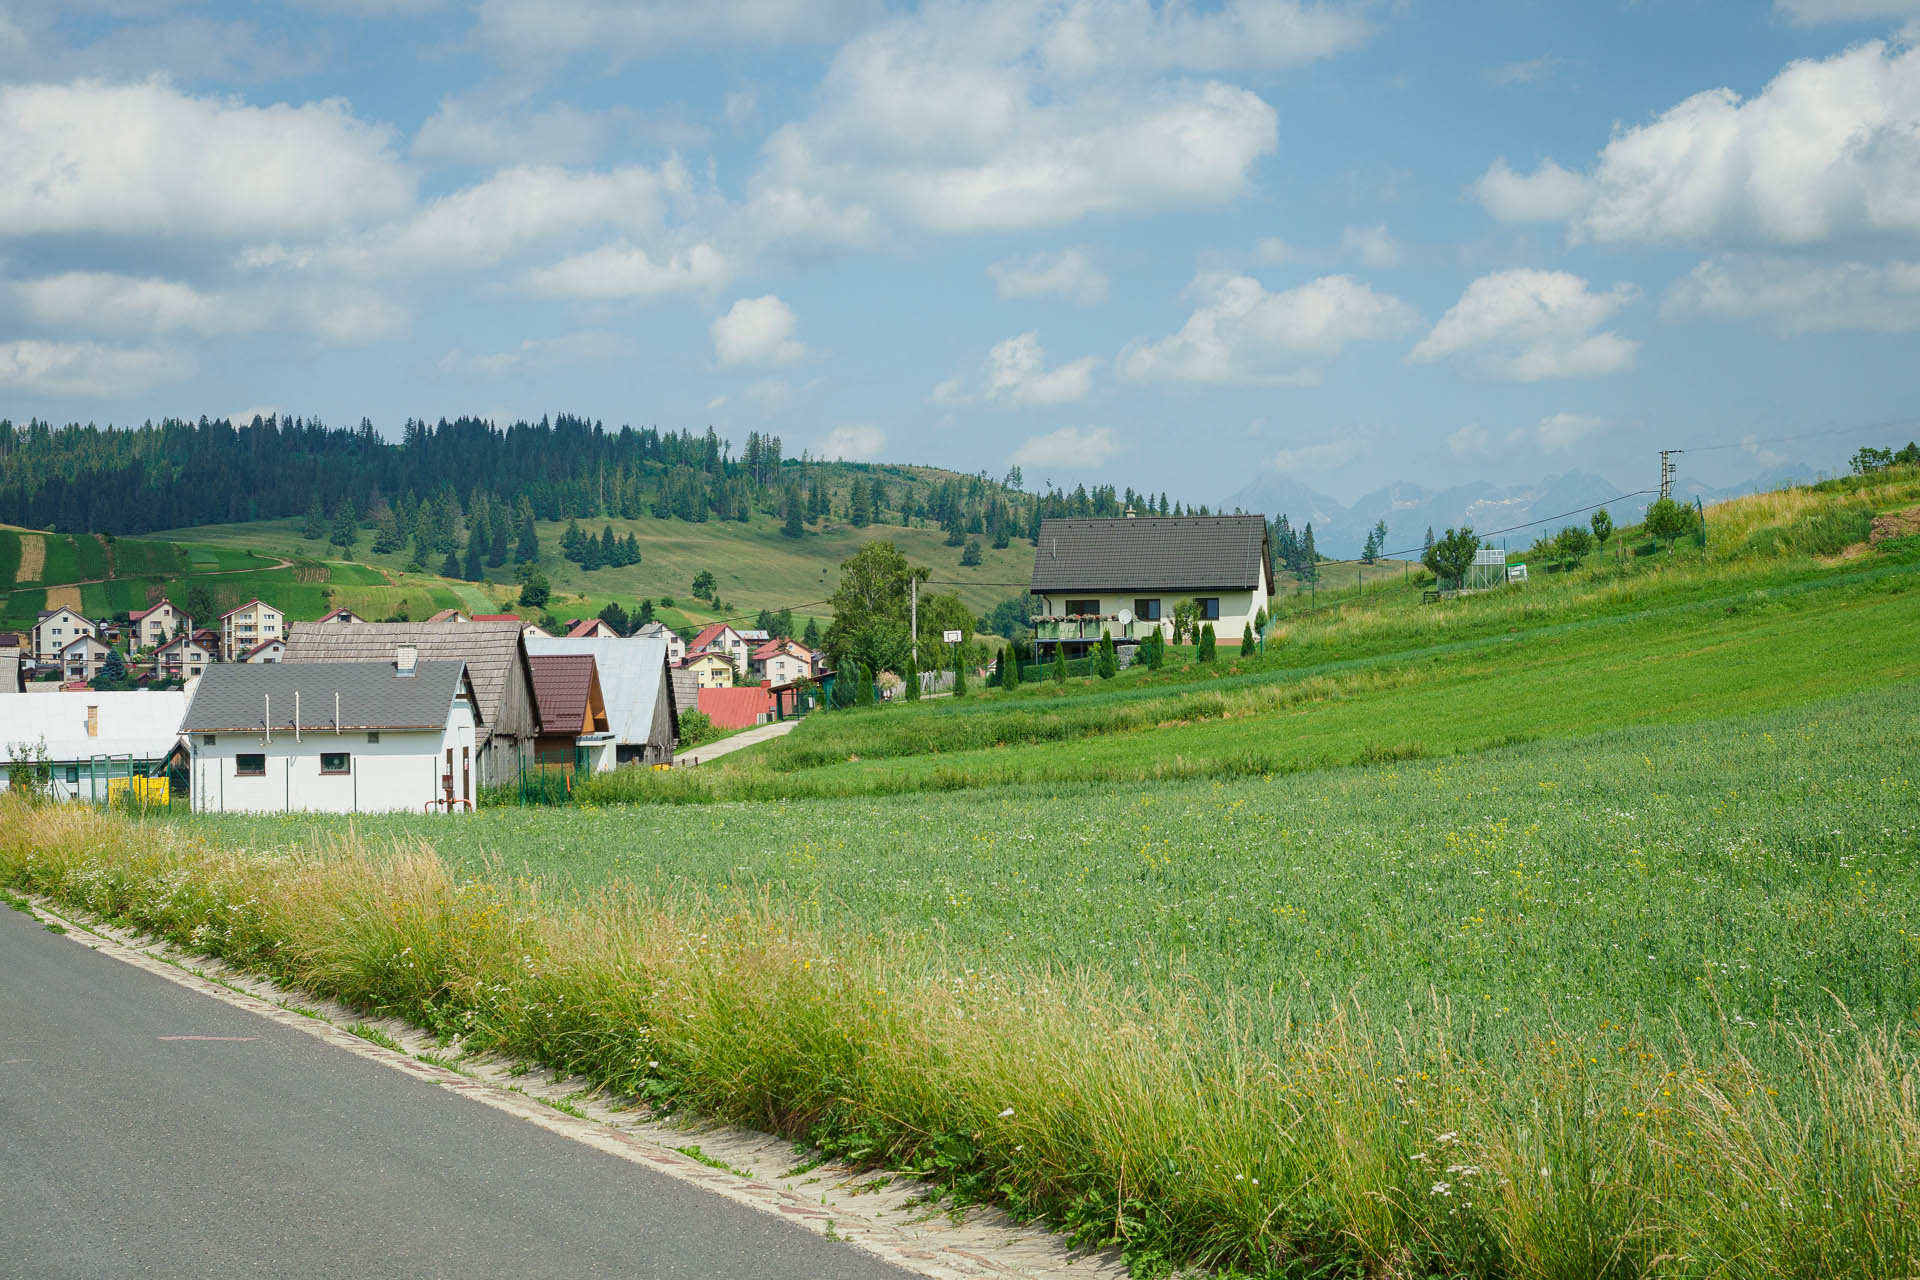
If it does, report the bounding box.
[0,415,1208,541]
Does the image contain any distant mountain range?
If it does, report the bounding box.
[1225,464,1816,560]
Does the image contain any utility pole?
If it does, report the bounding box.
[1659,449,1683,500]
[909,575,918,667]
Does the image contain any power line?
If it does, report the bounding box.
[1678,417,1919,456]
[1314,488,1659,568]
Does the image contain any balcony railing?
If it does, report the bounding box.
[1031,614,1140,644]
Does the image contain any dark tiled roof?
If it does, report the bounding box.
[1029,515,1270,594]
[527,653,602,733]
[181,660,472,733]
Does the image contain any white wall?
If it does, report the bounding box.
[189,702,476,814]
[1035,586,1273,644]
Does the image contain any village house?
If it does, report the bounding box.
[526,653,614,772]
[521,622,551,641]
[688,622,751,675]
[182,653,480,815]
[750,637,811,687]
[283,620,538,787]
[680,651,734,690]
[564,617,621,639]
[0,691,189,802]
[424,608,471,624]
[129,599,188,649]
[313,607,365,625]
[31,607,95,665]
[526,634,679,767]
[242,638,285,663]
[1029,514,1274,659]
[59,634,115,684]
[631,620,685,664]
[220,599,284,663]
[154,631,216,679]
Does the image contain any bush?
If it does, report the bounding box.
[952,660,967,698]
[1146,630,1166,670]
[1095,630,1118,680]
[677,710,718,747]
[1240,622,1255,656]
[1197,623,1216,663]
[1052,647,1067,684]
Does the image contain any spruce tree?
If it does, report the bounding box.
[1095,629,1118,679]
[440,550,460,578]
[1147,629,1165,669]
[1052,646,1067,684]
[515,503,539,563]
[1198,623,1216,663]
[802,616,822,648]
[600,525,618,567]
[303,498,325,540]
[1241,622,1255,656]
[463,535,484,581]
[1003,643,1021,689]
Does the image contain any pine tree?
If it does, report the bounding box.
[1197,623,1216,663]
[463,535,484,581]
[440,550,460,578]
[849,479,871,528]
[1095,629,1118,679]
[623,533,641,566]
[600,525,618,568]
[1241,622,1255,656]
[1052,646,1067,684]
[802,616,822,648]
[489,512,510,566]
[303,498,326,540]
[515,500,539,563]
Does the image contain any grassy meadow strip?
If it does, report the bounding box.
[7,788,1920,1278]
[579,563,1920,803]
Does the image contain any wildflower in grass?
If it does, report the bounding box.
[998,1107,1015,1118]
[1431,1182,1451,1196]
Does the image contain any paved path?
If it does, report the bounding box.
[0,906,910,1280]
[677,717,798,767]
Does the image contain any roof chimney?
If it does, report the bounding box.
[1124,505,1136,519]
[395,643,418,677]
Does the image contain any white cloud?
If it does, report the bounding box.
[1510,411,1606,452]
[1472,158,1590,223]
[712,295,807,368]
[436,331,631,378]
[1410,269,1639,381]
[1011,425,1124,468]
[0,339,189,398]
[1252,237,1297,264]
[0,78,411,241]
[1743,432,1788,467]
[724,90,758,130]
[8,270,408,344]
[748,5,1281,239]
[521,240,730,300]
[1448,423,1490,457]
[744,378,793,411]
[1270,430,1372,474]
[1035,0,1371,74]
[988,246,1109,304]
[818,423,887,461]
[1339,223,1401,268]
[1475,42,1920,246]
[937,332,1100,405]
[1119,272,1418,385]
[475,0,884,63]
[1663,254,1920,333]
[413,97,614,166]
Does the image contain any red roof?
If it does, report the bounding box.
[241,639,284,659]
[751,637,806,661]
[473,613,521,622]
[697,686,775,730]
[689,623,733,652]
[130,600,174,622]
[565,618,614,638]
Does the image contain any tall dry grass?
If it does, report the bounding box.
[5,797,1918,1278]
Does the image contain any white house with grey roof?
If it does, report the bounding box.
[1029,514,1274,657]
[181,653,479,814]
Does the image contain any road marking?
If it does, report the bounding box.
[24,896,1115,1280]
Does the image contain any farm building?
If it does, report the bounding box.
[0,691,188,802]
[181,656,479,814]
[698,685,776,731]
[526,634,679,766]
[1029,514,1274,658]
[282,620,538,787]
[526,653,614,771]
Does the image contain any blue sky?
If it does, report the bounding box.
[2,0,1917,506]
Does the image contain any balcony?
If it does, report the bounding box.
[1031,614,1138,644]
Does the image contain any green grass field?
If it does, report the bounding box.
[8,472,1920,1276]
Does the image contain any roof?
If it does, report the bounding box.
[129,600,175,622]
[565,618,612,638]
[282,621,532,742]
[241,639,285,659]
[526,635,676,747]
[59,634,110,654]
[669,667,699,723]
[737,629,770,643]
[1,647,21,693]
[681,651,731,669]
[697,686,775,730]
[36,607,89,623]
[1029,515,1272,594]
[424,608,470,624]
[526,653,608,736]
[473,614,521,622]
[220,598,277,619]
[690,623,734,651]
[1,690,189,760]
[154,633,210,655]
[752,637,807,660]
[316,608,365,623]
[181,661,474,733]
[631,621,671,636]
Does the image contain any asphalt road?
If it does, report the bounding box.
[0,906,910,1280]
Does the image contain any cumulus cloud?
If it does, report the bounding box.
[818,423,887,461]
[1410,269,1639,381]
[1270,430,1372,474]
[1011,425,1124,468]
[1252,237,1297,264]
[0,78,412,241]
[1774,0,1920,24]
[1339,223,1401,267]
[474,0,883,64]
[988,246,1109,304]
[521,240,730,300]
[935,332,1099,405]
[712,295,807,368]
[436,331,631,377]
[747,4,1282,239]
[1448,423,1490,457]
[1663,253,1920,333]
[1119,272,1417,385]
[1509,411,1606,452]
[413,97,615,166]
[1474,42,1920,246]
[9,269,408,344]
[0,339,189,398]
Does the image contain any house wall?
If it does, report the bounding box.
[1034,585,1273,647]
[34,611,94,662]
[189,702,475,814]
[686,656,732,689]
[222,603,284,662]
[755,651,808,686]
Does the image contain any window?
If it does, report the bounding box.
[366,732,380,743]
[235,754,266,777]
[320,752,351,775]
[201,734,216,746]
[66,765,79,784]
[1065,599,1100,616]
[1197,597,1221,620]
[1133,598,1162,621]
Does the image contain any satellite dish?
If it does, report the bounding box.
[1117,608,1133,626]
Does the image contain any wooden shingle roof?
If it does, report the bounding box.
[1029,515,1272,594]
[283,620,534,742]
